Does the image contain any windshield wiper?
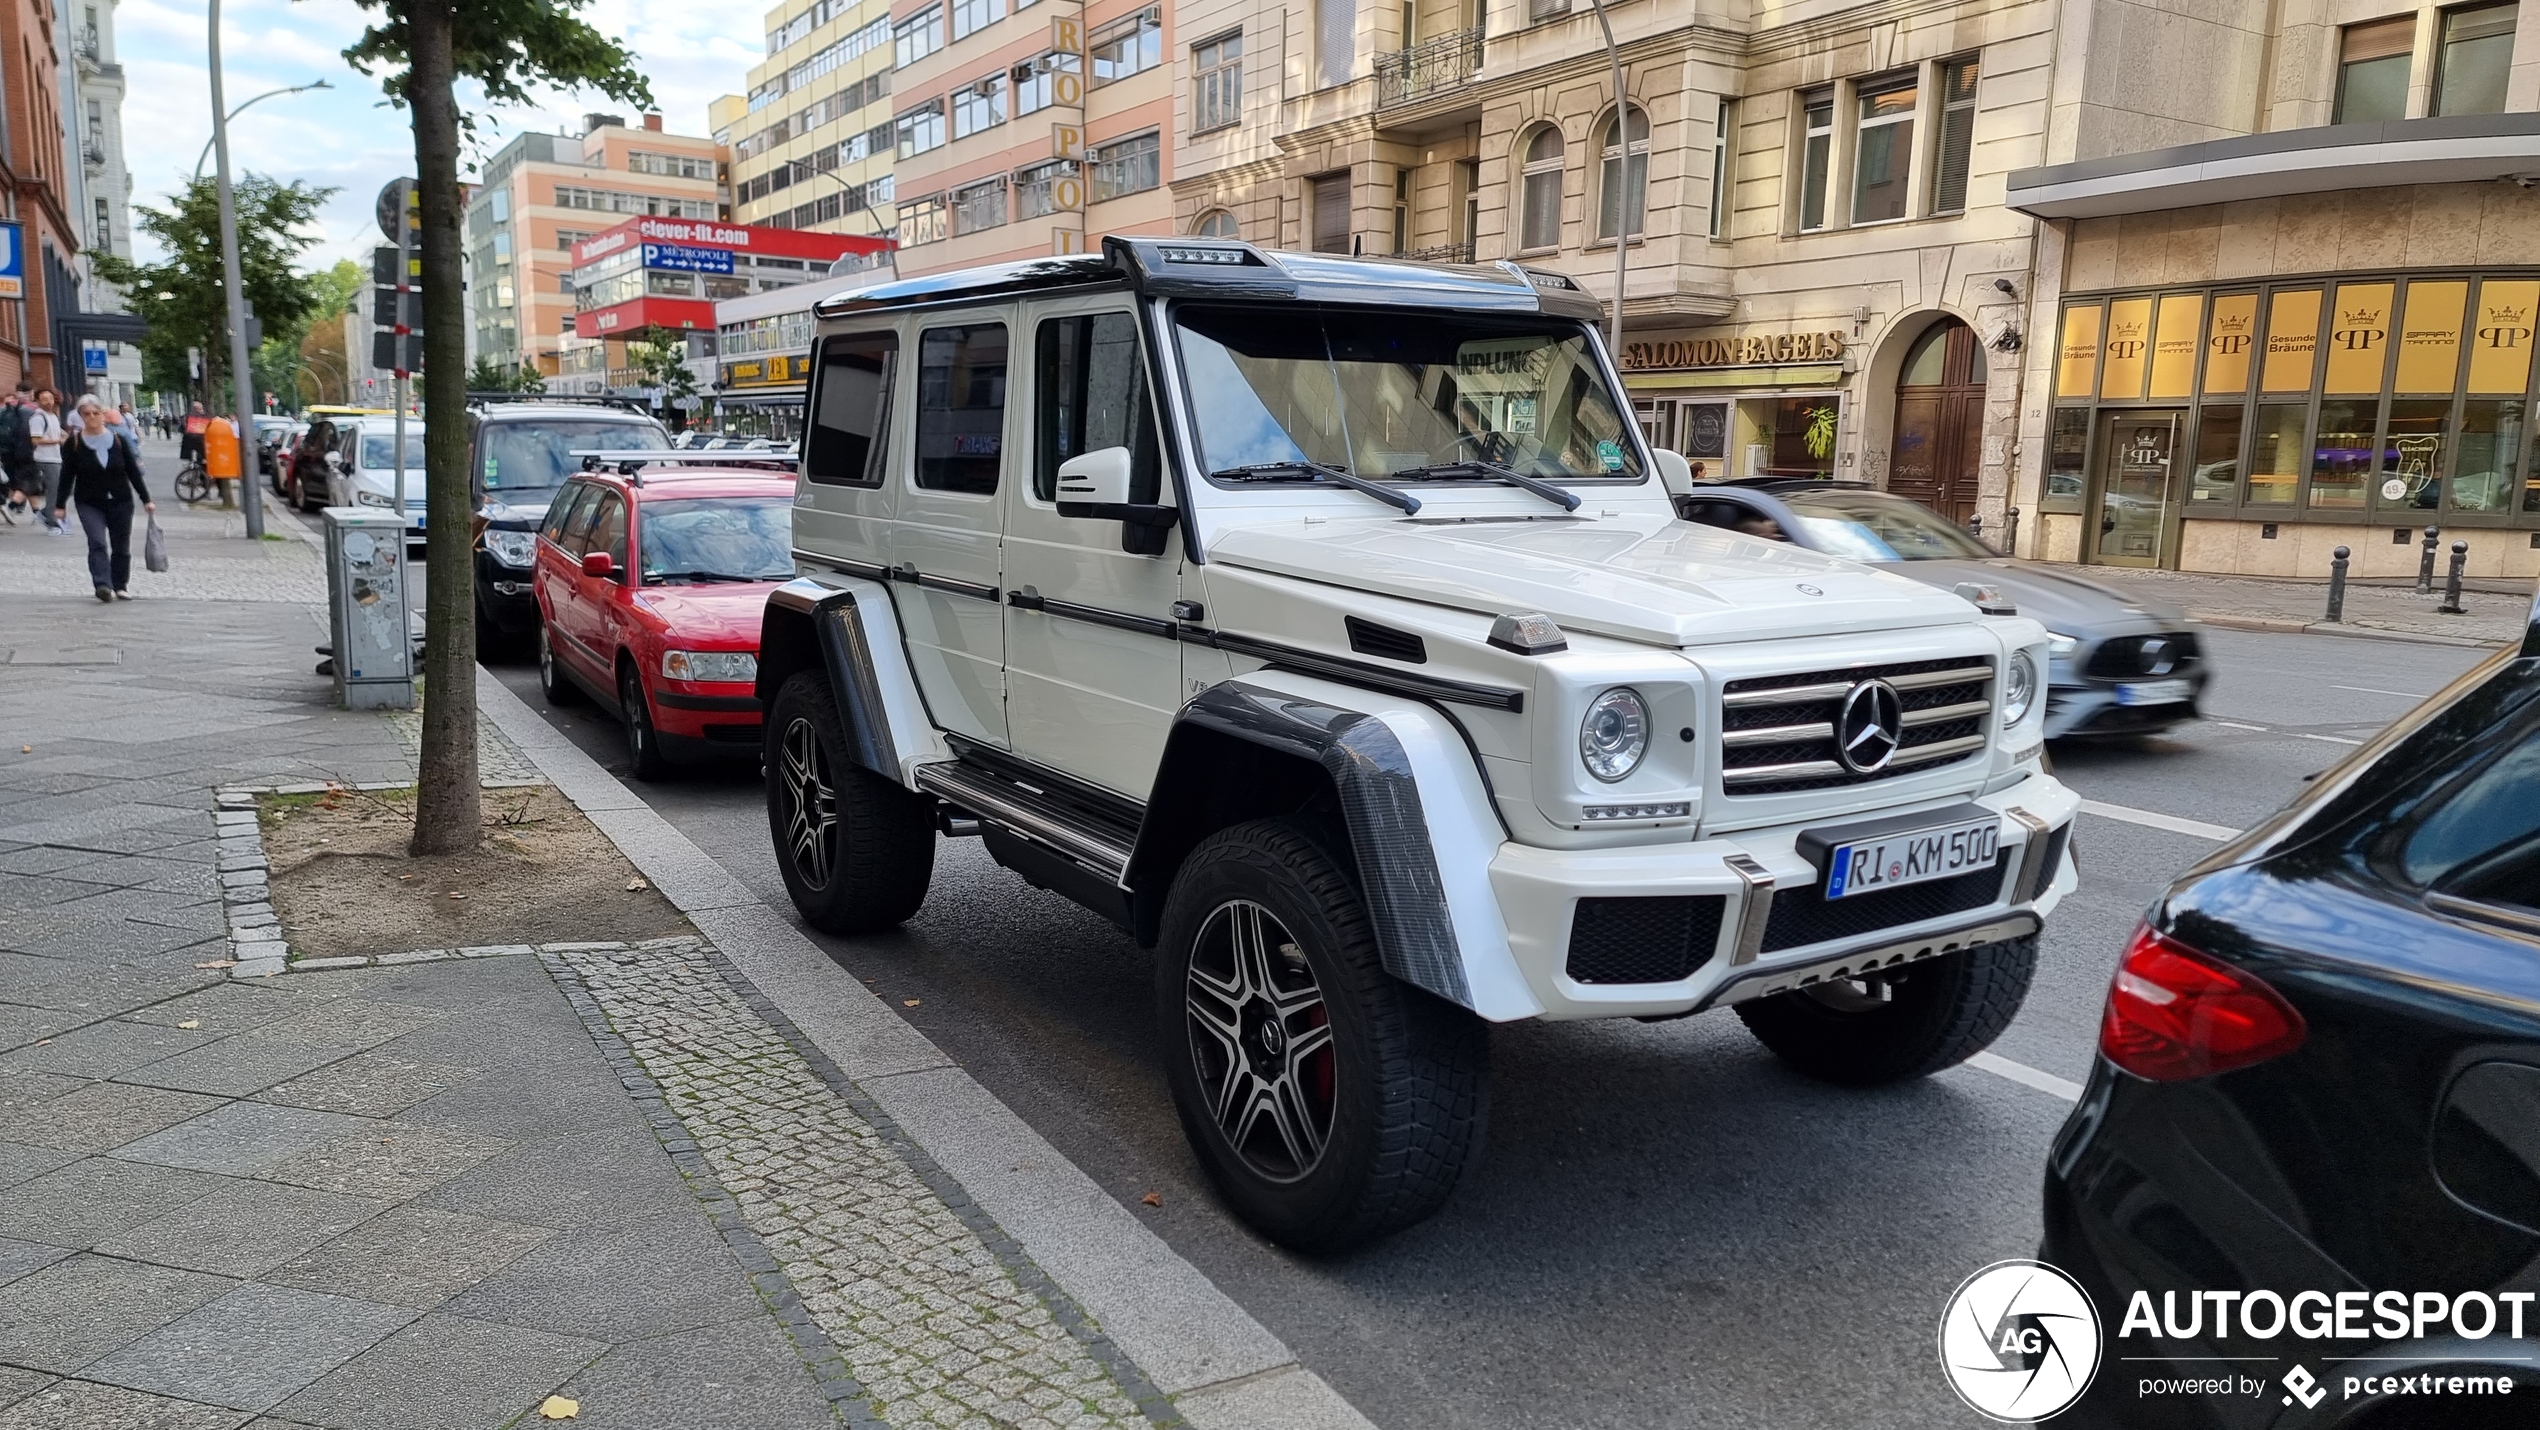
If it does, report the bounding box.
[644,569,774,585]
[1210,460,1421,515]
[1390,460,1583,512]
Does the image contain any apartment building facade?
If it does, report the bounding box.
[724,0,901,240]
[2006,0,2540,581]
[64,0,135,405]
[465,115,727,378]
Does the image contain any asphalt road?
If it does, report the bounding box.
[480,628,2491,1430]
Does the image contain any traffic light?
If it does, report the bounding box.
[371,179,422,377]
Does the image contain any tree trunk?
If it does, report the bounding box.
[406,0,480,855]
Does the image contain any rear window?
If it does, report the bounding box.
[482,419,668,494]
[360,430,426,471]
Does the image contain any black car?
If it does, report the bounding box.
[466,397,668,646]
[2043,601,2540,1428]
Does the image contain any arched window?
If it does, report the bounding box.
[1193,209,1240,238]
[1519,126,1565,251]
[1596,106,1647,240]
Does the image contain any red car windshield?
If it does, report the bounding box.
[639,497,794,584]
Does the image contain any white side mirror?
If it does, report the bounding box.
[1055,446,1134,508]
[1652,448,1695,495]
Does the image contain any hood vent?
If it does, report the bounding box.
[1345,617,1427,665]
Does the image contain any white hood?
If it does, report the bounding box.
[1206,512,1980,647]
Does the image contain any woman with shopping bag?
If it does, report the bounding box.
[54,395,153,601]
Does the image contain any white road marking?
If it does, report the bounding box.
[2079,799,2243,842]
[1969,1051,2084,1103]
[2291,732,2365,746]
[2214,720,2268,731]
[2333,684,2431,700]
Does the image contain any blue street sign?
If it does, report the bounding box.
[642,242,734,275]
[82,342,106,374]
[0,222,23,300]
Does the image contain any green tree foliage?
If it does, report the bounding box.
[465,354,549,393]
[93,175,334,408]
[253,258,365,414]
[628,324,700,416]
[342,0,652,855]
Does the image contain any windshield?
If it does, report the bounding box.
[638,497,794,582]
[359,431,426,470]
[1779,490,1993,561]
[1174,307,1643,483]
[483,419,668,493]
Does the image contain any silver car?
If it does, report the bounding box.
[1672,480,2208,739]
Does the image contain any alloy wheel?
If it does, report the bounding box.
[779,717,838,889]
[1185,899,1336,1182]
[621,669,651,763]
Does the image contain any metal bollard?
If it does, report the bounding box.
[2438,540,2469,615]
[2327,545,2351,623]
[2003,506,2021,555]
[2418,525,2441,593]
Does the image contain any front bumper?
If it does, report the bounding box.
[1486,770,2079,1020]
[474,545,540,631]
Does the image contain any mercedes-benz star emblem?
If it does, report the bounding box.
[2139,637,2177,676]
[1837,679,1905,774]
[1797,583,1824,596]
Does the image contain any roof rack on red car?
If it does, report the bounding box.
[571,447,800,480]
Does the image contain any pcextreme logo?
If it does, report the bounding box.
[1938,1260,2103,1422]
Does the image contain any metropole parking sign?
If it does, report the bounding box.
[0,222,24,300]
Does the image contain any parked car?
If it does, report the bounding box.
[533,456,794,778]
[469,396,670,647]
[1669,480,2209,738]
[252,415,295,479]
[2042,608,2540,1428]
[288,414,426,536]
[758,238,2080,1251]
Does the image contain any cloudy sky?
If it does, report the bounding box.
[118,0,773,268]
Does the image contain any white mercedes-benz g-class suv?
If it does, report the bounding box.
[757,237,2078,1251]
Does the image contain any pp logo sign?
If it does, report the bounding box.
[1939,1260,2103,1422]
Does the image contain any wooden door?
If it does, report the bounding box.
[1889,320,1985,524]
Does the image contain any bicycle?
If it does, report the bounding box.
[173,459,212,505]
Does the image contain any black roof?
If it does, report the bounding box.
[813,236,1608,323]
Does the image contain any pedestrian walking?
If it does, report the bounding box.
[54,395,152,601]
[112,402,141,448]
[0,388,31,525]
[29,387,66,534]
[179,401,208,467]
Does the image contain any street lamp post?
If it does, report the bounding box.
[193,81,330,183]
[206,0,262,538]
[1582,0,1628,358]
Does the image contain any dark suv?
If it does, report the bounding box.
[467,396,668,644]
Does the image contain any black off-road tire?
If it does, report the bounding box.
[764,671,933,934]
[619,661,671,783]
[1735,933,2038,1086]
[1156,819,1488,1254]
[537,625,581,706]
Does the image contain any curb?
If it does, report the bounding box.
[469,665,1378,1430]
[2187,610,2512,649]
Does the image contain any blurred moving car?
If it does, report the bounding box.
[2042,608,2540,1429]
[531,455,794,779]
[1672,480,2208,738]
[468,397,670,647]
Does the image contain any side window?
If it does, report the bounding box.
[586,494,629,570]
[2400,713,2540,915]
[805,331,898,487]
[1034,312,1162,503]
[562,489,609,556]
[914,322,1008,495]
[542,483,590,544]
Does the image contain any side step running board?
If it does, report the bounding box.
[912,762,1133,884]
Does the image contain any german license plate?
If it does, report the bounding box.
[1825,816,2000,900]
[2115,678,2192,706]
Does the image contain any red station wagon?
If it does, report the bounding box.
[532,458,797,778]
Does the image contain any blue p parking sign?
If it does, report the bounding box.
[0,222,23,300]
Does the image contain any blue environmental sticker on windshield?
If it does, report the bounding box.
[1597,439,1624,471]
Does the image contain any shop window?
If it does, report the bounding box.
[1759,396,1839,477]
[2247,403,2305,506]
[2046,408,2089,503]
[2191,405,2243,504]
[2309,399,2379,510]
[1519,128,1564,250]
[1852,76,1917,224]
[1596,107,1647,241]
[2435,3,2518,116]
[1929,58,1978,216]
[2456,400,2524,513]
[2335,16,2414,124]
[1798,93,1833,232]
[2378,399,2451,513]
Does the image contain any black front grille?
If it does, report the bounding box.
[1760,852,2009,954]
[1565,895,1728,984]
[1721,656,1993,795]
[2084,630,2200,680]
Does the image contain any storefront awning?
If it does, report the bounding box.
[2005,112,2540,219]
[1625,364,1844,392]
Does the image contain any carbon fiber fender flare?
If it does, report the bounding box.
[756,578,898,777]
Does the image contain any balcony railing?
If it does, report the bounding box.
[1375,27,1482,109]
[1397,241,1475,264]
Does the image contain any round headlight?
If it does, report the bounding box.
[2003,652,2039,726]
[1579,687,1649,783]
